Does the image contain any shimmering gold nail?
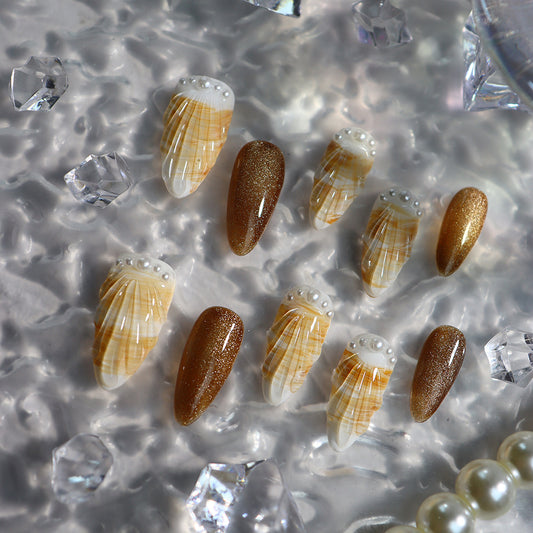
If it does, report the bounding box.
[410,325,466,423]
[174,307,244,426]
[436,187,487,276]
[227,140,284,256]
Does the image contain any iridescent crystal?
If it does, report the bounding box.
[241,0,300,17]
[51,434,113,504]
[10,56,68,111]
[352,0,412,48]
[64,153,132,208]
[484,327,533,387]
[187,459,306,532]
[463,13,526,112]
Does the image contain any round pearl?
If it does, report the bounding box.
[386,527,421,533]
[497,431,533,488]
[416,492,475,533]
[455,459,516,520]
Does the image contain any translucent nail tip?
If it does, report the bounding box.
[241,0,301,17]
[484,327,533,387]
[352,0,412,49]
[64,152,132,208]
[10,56,69,111]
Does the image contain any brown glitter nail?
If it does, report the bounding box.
[174,306,244,426]
[436,187,487,276]
[410,325,466,423]
[226,140,284,256]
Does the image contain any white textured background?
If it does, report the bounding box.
[1,0,533,531]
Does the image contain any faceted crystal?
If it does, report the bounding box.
[484,327,533,387]
[463,13,526,112]
[10,56,68,112]
[51,434,113,504]
[64,152,132,208]
[352,0,412,48]
[187,459,306,532]
[241,0,301,17]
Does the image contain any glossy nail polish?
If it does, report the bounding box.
[174,306,244,425]
[436,187,487,276]
[410,325,466,423]
[227,140,284,256]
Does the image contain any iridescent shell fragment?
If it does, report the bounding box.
[93,254,175,390]
[262,285,333,406]
[361,188,422,297]
[160,76,234,198]
[327,333,396,451]
[309,127,375,230]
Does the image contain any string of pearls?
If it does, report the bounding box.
[386,431,533,533]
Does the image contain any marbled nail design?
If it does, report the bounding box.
[174,307,244,426]
[410,325,466,423]
[93,255,175,390]
[262,286,333,406]
[227,140,285,255]
[160,76,234,198]
[361,187,422,297]
[327,333,396,451]
[309,127,375,230]
[436,187,487,276]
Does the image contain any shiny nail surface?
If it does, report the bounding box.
[174,306,244,425]
[227,140,285,255]
[436,187,487,276]
[410,325,466,423]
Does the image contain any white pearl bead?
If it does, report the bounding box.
[416,492,474,533]
[455,459,516,520]
[385,527,420,533]
[497,431,533,488]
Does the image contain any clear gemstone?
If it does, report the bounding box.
[352,0,412,48]
[64,152,132,208]
[484,327,533,387]
[241,0,301,17]
[10,56,68,112]
[51,434,113,505]
[463,13,526,112]
[187,459,306,532]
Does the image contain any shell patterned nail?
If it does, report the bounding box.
[262,285,333,406]
[361,187,422,297]
[93,254,175,390]
[309,127,376,230]
[410,325,466,423]
[436,187,487,276]
[174,306,244,426]
[160,76,234,198]
[227,140,285,256]
[327,334,396,451]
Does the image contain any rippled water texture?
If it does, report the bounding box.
[1,1,533,531]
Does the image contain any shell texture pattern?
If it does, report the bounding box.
[262,285,333,406]
[93,254,176,390]
[327,333,396,452]
[361,187,422,297]
[309,127,376,230]
[160,76,235,198]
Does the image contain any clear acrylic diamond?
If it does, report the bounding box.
[484,327,533,387]
[64,152,132,208]
[52,434,113,505]
[352,0,412,48]
[187,459,306,532]
[463,13,526,112]
[241,0,300,17]
[10,56,68,112]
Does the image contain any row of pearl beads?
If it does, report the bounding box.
[386,431,533,533]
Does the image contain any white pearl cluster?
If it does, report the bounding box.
[177,75,233,102]
[334,126,377,158]
[115,254,174,283]
[286,285,334,318]
[380,187,423,218]
[386,431,533,533]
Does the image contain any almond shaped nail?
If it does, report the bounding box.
[410,325,466,423]
[227,140,284,256]
[174,306,244,425]
[436,187,487,276]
